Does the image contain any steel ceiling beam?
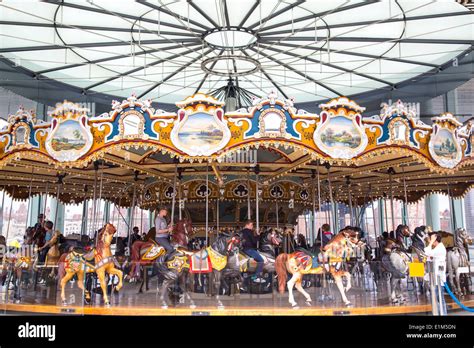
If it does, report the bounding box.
[59,2,205,34]
[238,0,260,27]
[249,47,342,96]
[85,45,206,91]
[260,10,474,36]
[241,50,288,99]
[0,20,197,37]
[137,0,211,31]
[260,36,474,45]
[187,0,219,28]
[266,41,440,68]
[194,49,225,93]
[259,43,395,87]
[36,42,200,75]
[137,47,214,98]
[0,38,200,54]
[223,0,231,29]
[247,0,305,30]
[258,0,380,33]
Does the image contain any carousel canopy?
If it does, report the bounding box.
[0,93,473,216]
[0,0,472,106]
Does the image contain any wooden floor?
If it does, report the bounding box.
[1,278,473,316]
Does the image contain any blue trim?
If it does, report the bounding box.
[105,106,158,142]
[376,113,418,147]
[244,104,300,139]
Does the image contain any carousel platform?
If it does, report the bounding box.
[1,282,473,316]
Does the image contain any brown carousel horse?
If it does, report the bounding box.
[59,223,123,307]
[2,237,38,303]
[38,230,62,282]
[129,219,193,283]
[275,226,363,308]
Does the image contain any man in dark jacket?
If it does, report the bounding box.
[240,220,264,283]
[32,214,46,248]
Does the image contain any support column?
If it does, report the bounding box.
[332,202,338,233]
[445,90,458,115]
[378,199,385,233]
[149,209,154,230]
[425,194,441,231]
[0,189,4,234]
[126,207,132,231]
[28,196,41,227]
[103,201,110,224]
[49,197,65,232]
[81,200,88,235]
[401,202,408,226]
[36,102,48,122]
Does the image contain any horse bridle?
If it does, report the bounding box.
[227,236,240,253]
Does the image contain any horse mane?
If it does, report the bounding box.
[96,227,106,254]
[454,228,466,247]
[144,227,156,242]
[324,232,344,248]
[395,224,408,238]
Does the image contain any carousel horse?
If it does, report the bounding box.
[2,242,38,303]
[136,227,240,309]
[59,223,123,307]
[40,230,62,282]
[412,226,429,252]
[381,224,413,304]
[447,228,473,296]
[238,228,282,275]
[275,226,363,308]
[408,226,430,293]
[129,220,196,309]
[188,232,242,309]
[129,219,193,284]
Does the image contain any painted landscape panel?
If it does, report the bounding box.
[177,113,224,148]
[51,120,87,152]
[320,116,361,149]
[433,129,457,159]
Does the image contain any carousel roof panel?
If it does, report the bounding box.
[1,92,473,208]
[0,0,471,103]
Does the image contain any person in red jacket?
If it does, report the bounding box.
[321,223,333,246]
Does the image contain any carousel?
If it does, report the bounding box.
[0,91,473,315]
[0,0,473,319]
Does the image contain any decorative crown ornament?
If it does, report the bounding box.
[380,99,417,120]
[49,100,89,120]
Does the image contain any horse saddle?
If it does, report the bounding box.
[141,243,165,261]
[72,247,95,262]
[239,252,274,272]
[189,249,212,273]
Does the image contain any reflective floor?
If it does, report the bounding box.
[1,271,473,315]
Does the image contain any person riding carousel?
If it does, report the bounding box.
[38,220,54,264]
[240,220,265,283]
[154,207,174,259]
[31,213,46,249]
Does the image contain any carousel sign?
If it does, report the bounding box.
[171,94,231,156]
[428,113,463,169]
[45,101,93,162]
[314,97,368,160]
